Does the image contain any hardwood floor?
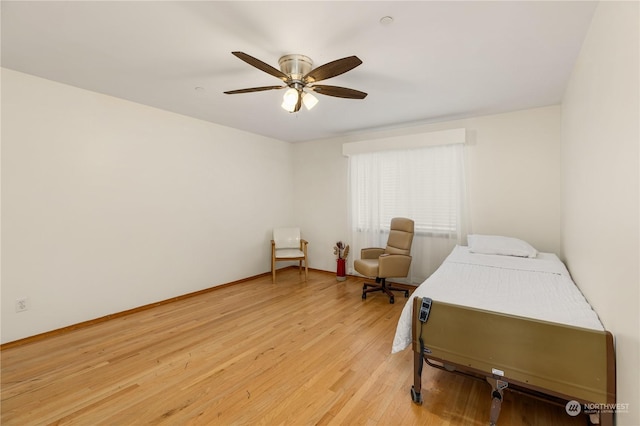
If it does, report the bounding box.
[2,269,584,425]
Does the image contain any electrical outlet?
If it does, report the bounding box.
[15,298,29,313]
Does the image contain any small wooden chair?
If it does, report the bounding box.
[271,227,308,283]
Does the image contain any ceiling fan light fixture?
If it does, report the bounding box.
[281,87,299,112]
[302,92,318,110]
[281,101,296,112]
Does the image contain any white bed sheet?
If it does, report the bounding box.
[392,246,604,354]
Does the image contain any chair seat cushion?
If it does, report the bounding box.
[275,248,305,259]
[354,258,379,277]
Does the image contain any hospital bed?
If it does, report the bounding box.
[391,236,616,425]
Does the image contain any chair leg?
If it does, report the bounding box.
[380,279,396,304]
[272,258,276,283]
[362,278,409,304]
[363,278,393,302]
[387,283,411,298]
[363,278,380,292]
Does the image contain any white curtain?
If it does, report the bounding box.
[348,143,468,284]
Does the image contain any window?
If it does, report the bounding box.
[347,142,467,283]
[349,144,465,235]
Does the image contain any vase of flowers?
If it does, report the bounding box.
[334,241,349,281]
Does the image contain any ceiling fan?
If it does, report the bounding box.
[224,51,367,113]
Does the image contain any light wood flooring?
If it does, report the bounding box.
[1,268,584,425]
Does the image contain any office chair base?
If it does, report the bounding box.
[362,278,409,304]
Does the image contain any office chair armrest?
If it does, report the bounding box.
[378,254,412,278]
[361,247,385,259]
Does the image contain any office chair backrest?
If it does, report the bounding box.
[385,217,414,255]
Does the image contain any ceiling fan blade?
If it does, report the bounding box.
[231,51,288,81]
[311,85,368,99]
[304,56,363,83]
[224,85,284,95]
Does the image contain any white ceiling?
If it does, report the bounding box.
[1,1,597,143]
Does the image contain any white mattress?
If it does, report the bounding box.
[392,246,604,354]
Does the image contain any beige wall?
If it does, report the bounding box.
[1,69,295,343]
[561,2,639,423]
[294,105,562,273]
[292,138,349,273]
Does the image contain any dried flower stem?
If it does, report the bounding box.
[334,241,350,260]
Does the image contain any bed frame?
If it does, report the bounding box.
[410,297,616,425]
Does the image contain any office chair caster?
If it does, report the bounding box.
[411,386,423,405]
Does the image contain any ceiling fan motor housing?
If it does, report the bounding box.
[278,54,313,82]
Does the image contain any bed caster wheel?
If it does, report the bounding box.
[411,386,423,405]
[362,292,366,300]
[389,297,395,304]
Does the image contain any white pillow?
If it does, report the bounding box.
[467,234,538,258]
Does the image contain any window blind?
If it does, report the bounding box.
[349,144,464,235]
